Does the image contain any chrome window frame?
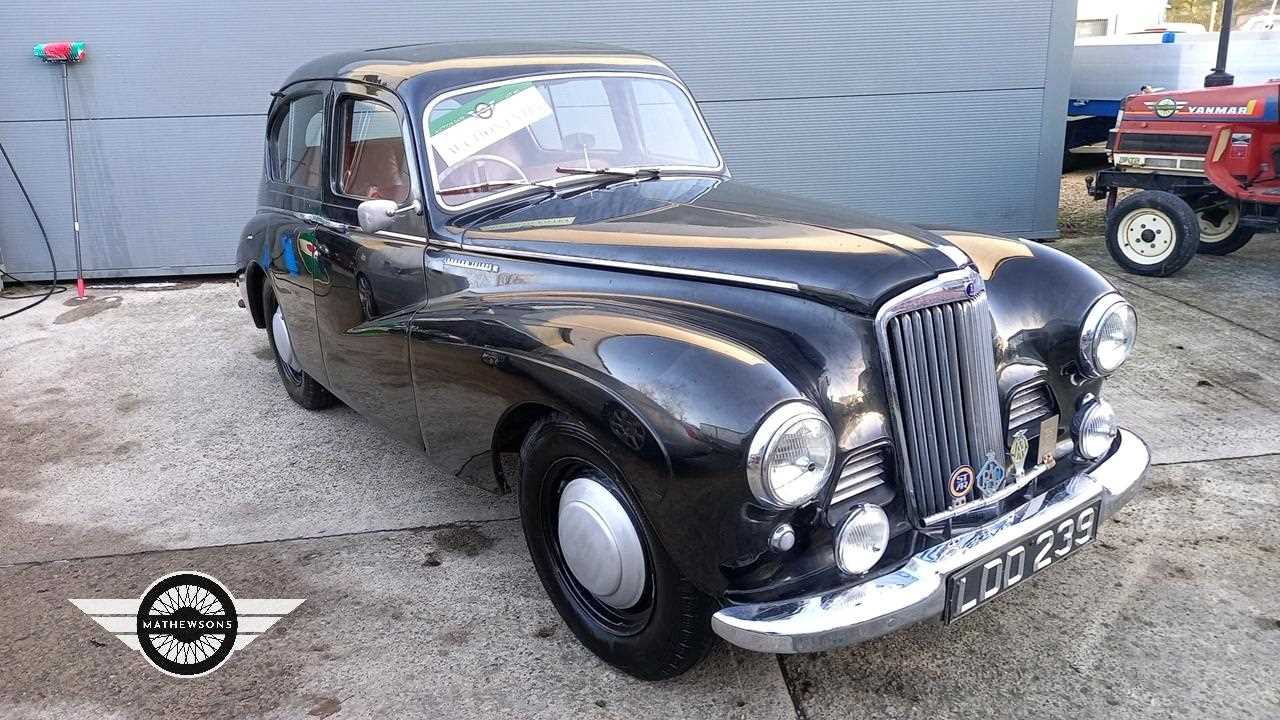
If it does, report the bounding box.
[330,93,420,206]
[421,71,727,212]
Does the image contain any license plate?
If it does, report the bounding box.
[946,500,1102,623]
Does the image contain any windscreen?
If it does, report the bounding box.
[425,74,721,207]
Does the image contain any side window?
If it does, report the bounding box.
[336,98,410,204]
[268,93,325,189]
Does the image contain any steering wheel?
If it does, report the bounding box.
[438,153,530,185]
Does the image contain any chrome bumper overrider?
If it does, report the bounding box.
[711,429,1150,654]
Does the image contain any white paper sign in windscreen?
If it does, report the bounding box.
[430,84,553,167]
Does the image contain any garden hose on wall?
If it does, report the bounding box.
[0,138,62,319]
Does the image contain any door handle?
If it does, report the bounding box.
[296,212,353,232]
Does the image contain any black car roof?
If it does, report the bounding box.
[281,41,677,98]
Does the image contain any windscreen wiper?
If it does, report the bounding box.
[555,166,662,179]
[437,179,555,197]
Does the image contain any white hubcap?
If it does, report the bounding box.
[1117,208,1177,264]
[557,477,646,609]
[271,305,301,372]
[1197,204,1240,244]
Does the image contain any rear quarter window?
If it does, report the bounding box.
[268,93,325,188]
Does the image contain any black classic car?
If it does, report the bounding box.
[237,42,1149,679]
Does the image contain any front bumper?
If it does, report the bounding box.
[711,428,1150,654]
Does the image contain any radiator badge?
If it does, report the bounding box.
[948,465,976,498]
[976,452,1007,497]
[1008,430,1030,477]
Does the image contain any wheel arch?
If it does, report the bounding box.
[244,261,267,329]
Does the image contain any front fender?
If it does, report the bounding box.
[408,287,817,595]
[932,230,1117,415]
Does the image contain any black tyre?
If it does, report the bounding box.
[262,282,336,410]
[1195,201,1256,255]
[1105,190,1200,276]
[518,414,715,680]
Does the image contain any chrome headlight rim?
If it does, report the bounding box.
[1072,395,1117,460]
[747,401,836,509]
[834,504,891,575]
[1079,294,1137,378]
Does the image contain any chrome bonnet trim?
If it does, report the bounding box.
[456,243,801,291]
[711,429,1149,654]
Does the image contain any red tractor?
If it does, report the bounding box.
[1088,81,1280,275]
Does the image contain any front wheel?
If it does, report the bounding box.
[518,414,715,680]
[1196,201,1256,255]
[1105,190,1200,276]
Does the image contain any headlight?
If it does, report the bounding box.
[835,504,890,575]
[1073,396,1117,459]
[1079,295,1137,377]
[747,402,835,508]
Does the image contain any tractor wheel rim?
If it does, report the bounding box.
[1118,208,1177,264]
[1197,204,1240,243]
[271,305,302,375]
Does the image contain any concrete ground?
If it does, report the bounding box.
[1,239,1278,719]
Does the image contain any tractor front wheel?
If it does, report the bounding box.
[1196,201,1256,255]
[1106,191,1200,276]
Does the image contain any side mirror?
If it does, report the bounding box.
[357,198,417,234]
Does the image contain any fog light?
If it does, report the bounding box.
[1073,396,1117,460]
[835,505,889,575]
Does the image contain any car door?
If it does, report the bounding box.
[312,81,428,446]
[261,82,331,386]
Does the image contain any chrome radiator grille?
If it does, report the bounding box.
[883,293,1004,522]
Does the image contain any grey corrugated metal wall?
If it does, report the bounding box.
[1,1,1076,280]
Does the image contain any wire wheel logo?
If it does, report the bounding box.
[72,573,303,677]
[136,572,238,677]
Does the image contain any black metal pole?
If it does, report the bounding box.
[1205,0,1236,87]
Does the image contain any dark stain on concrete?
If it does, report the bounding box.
[54,296,123,325]
[114,395,146,414]
[431,523,495,557]
[531,624,556,639]
[437,626,473,646]
[253,347,275,361]
[306,695,343,718]
[112,441,139,457]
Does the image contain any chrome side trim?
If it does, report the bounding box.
[711,429,1150,654]
[455,243,801,291]
[375,230,430,243]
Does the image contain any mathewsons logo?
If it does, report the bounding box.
[71,572,303,677]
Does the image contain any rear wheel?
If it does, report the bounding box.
[1196,201,1256,255]
[263,283,335,410]
[518,414,715,680]
[1106,190,1200,276]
